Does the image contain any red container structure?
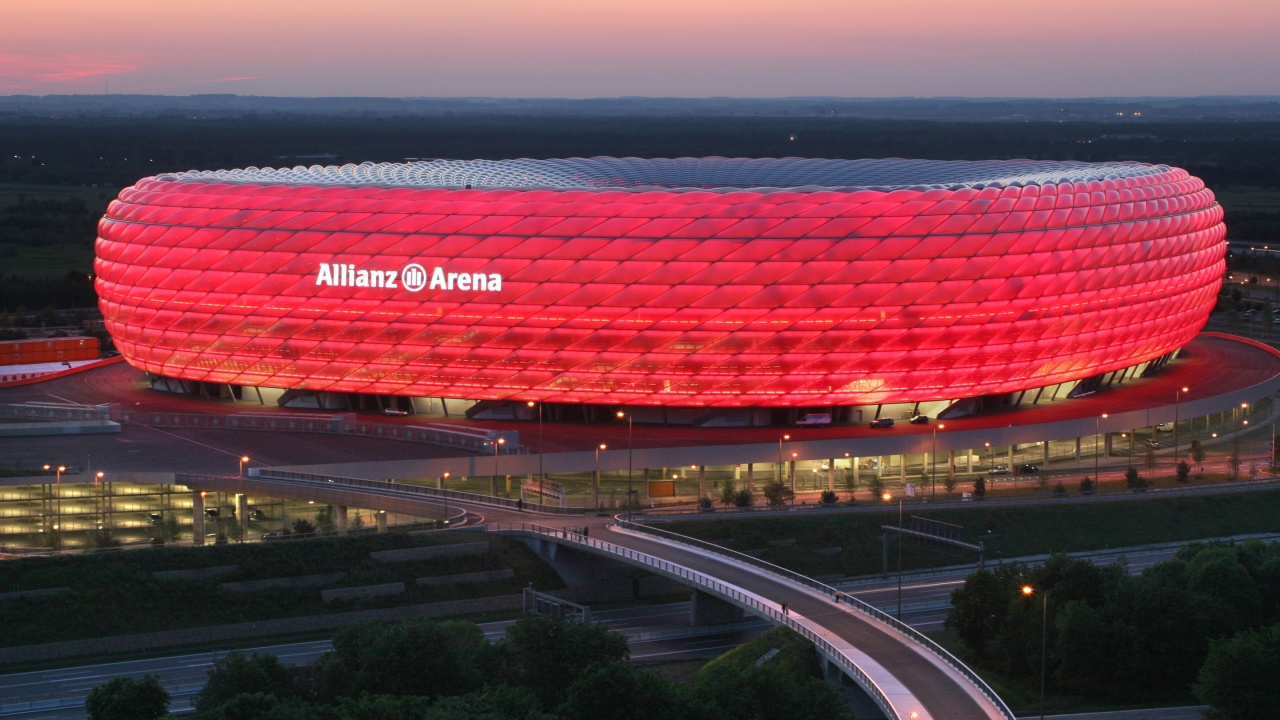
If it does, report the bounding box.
[94,158,1225,407]
[0,337,99,366]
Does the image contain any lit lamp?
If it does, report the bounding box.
[239,455,250,476]
[617,411,634,522]
[1023,585,1048,720]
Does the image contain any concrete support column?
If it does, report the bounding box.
[746,463,754,493]
[788,461,796,493]
[336,505,349,533]
[376,511,388,533]
[690,590,746,626]
[899,455,906,482]
[853,458,861,485]
[1043,442,1050,466]
[236,494,248,539]
[1105,433,1114,456]
[966,452,973,473]
[1075,437,1082,462]
[827,460,835,492]
[192,491,205,546]
[697,465,706,499]
[1007,445,1014,468]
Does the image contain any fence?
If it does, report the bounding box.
[612,518,1016,720]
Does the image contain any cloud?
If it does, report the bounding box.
[0,53,137,92]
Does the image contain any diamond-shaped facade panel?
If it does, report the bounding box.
[95,157,1226,407]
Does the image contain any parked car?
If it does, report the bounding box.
[147,512,163,525]
[383,407,408,416]
[989,465,1011,475]
[795,412,831,427]
[909,415,930,425]
[869,417,895,428]
[1017,464,1039,474]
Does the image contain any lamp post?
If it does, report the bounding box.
[618,411,634,522]
[984,442,992,489]
[1234,402,1248,479]
[778,434,790,487]
[239,455,250,476]
[527,401,543,484]
[1022,585,1048,720]
[593,443,606,510]
[885,492,904,619]
[441,471,450,524]
[43,464,65,532]
[493,437,505,495]
[1174,386,1189,462]
[1095,413,1108,489]
[95,471,105,530]
[931,424,945,499]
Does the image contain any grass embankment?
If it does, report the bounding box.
[667,489,1280,579]
[0,532,563,648]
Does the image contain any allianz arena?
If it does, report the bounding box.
[94,157,1225,410]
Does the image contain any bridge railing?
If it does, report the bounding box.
[614,518,1015,720]
[250,470,583,515]
[487,522,901,720]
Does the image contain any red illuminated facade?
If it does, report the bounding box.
[95,158,1226,407]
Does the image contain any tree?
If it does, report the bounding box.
[329,619,490,701]
[819,489,837,504]
[92,529,121,548]
[718,479,736,507]
[496,615,629,709]
[732,488,753,508]
[761,478,794,507]
[946,567,1019,657]
[1195,624,1280,720]
[1176,460,1191,483]
[291,518,317,535]
[697,495,714,511]
[194,652,297,713]
[866,474,886,501]
[1190,439,1206,471]
[315,504,336,533]
[1125,467,1146,490]
[944,472,957,493]
[1079,476,1095,495]
[162,514,182,543]
[1052,481,1067,497]
[558,662,680,720]
[972,476,986,498]
[349,511,365,531]
[86,675,169,720]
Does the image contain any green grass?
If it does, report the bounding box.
[1217,187,1280,214]
[0,532,564,648]
[666,489,1280,578]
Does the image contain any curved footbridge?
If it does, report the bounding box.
[491,520,1013,720]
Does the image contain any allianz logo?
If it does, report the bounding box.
[314,263,503,292]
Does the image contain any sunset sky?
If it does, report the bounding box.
[4,0,1279,98]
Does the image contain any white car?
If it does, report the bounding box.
[383,407,408,416]
[989,465,1011,475]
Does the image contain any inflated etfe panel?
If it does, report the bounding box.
[95,157,1225,407]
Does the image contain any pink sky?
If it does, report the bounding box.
[3,0,1279,97]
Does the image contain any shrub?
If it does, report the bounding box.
[819,490,838,505]
[732,488,754,508]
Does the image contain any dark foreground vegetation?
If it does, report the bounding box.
[86,620,850,720]
[945,542,1280,719]
[0,532,561,648]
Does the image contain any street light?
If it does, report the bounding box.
[1095,413,1108,489]
[593,443,607,510]
[493,437,505,495]
[239,455,250,476]
[95,471,105,529]
[527,401,543,484]
[884,492,904,619]
[1022,585,1048,720]
[1234,402,1248,479]
[441,471,451,524]
[778,434,790,487]
[1174,386,1189,462]
[618,411,634,522]
[43,464,65,532]
[931,423,945,499]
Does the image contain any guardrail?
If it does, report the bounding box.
[488,522,902,720]
[614,518,1015,720]
[250,470,583,515]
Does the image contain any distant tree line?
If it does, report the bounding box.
[945,541,1280,718]
[87,617,850,720]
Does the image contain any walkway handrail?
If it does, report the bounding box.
[250,470,583,515]
[614,518,1016,720]
[487,522,902,720]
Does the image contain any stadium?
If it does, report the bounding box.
[94,157,1225,421]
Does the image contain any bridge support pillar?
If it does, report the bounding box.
[690,590,744,626]
[1075,436,1082,462]
[191,492,205,545]
[1043,442,1050,466]
[827,460,835,492]
[1105,433,1113,456]
[853,458,860,485]
[746,464,754,493]
[235,493,248,539]
[377,511,387,533]
[697,465,705,499]
[336,505,348,533]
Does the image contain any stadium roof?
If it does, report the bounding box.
[159,157,1173,193]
